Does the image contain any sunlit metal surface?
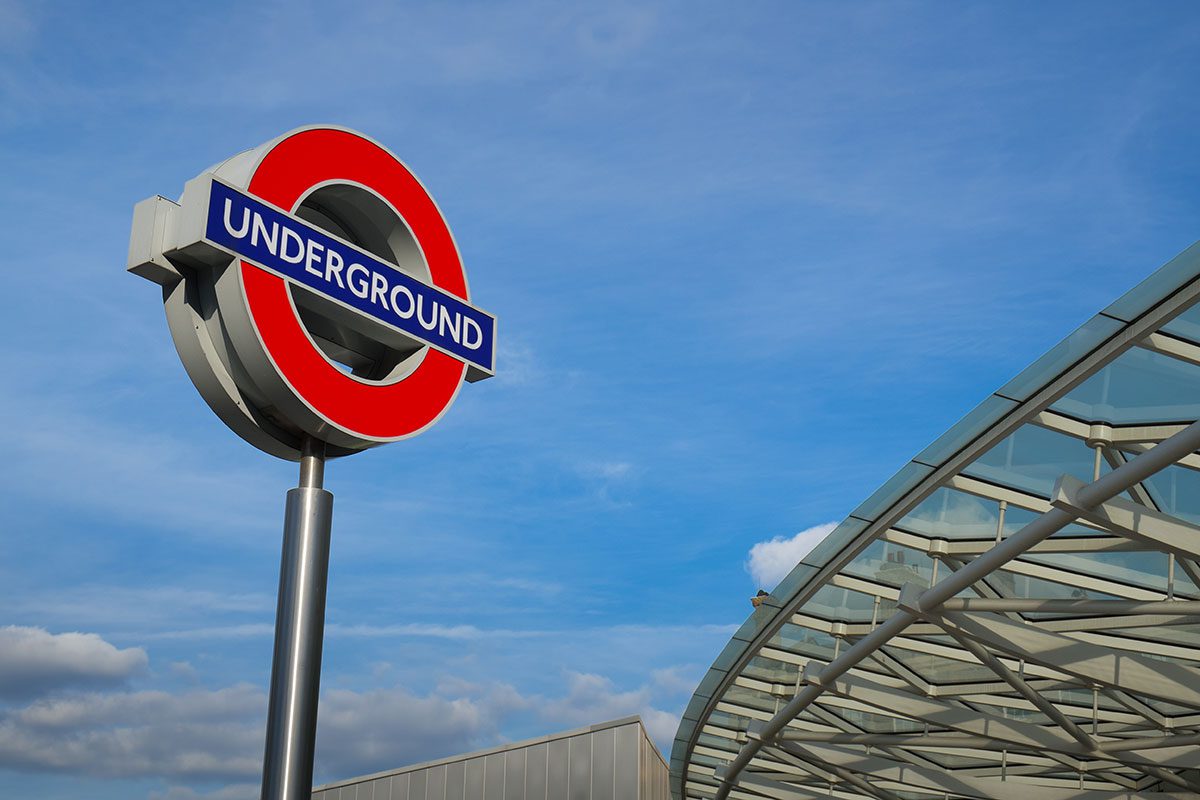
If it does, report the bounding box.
[672,242,1200,800]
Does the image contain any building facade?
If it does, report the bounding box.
[315,717,668,800]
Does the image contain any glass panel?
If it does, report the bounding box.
[1105,242,1200,322]
[843,540,935,589]
[1120,624,1200,650]
[819,702,924,733]
[1041,687,1122,711]
[964,424,1100,498]
[996,314,1123,402]
[914,395,1019,467]
[895,488,1000,540]
[1002,503,1105,538]
[881,643,996,684]
[769,623,837,661]
[688,751,727,768]
[724,685,775,713]
[1022,550,1170,594]
[695,733,738,753]
[987,569,1121,602]
[742,655,797,685]
[1051,346,1200,425]
[849,462,935,523]
[800,585,883,623]
[969,698,1053,726]
[918,752,995,769]
[1161,300,1200,344]
[1142,463,1200,526]
[708,709,752,731]
[800,518,870,573]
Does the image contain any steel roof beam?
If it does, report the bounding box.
[785,742,1192,800]
[939,598,1200,615]
[932,609,1200,708]
[710,418,1200,800]
[1051,475,1200,560]
[801,666,1086,753]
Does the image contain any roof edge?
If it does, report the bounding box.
[317,715,645,792]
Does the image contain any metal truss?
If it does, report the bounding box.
[675,252,1200,800]
[691,412,1200,800]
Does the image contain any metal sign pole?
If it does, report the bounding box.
[261,438,333,800]
[128,126,494,799]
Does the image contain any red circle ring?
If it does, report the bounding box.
[242,128,467,441]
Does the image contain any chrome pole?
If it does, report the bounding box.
[261,438,333,800]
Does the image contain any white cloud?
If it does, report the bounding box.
[0,663,687,790]
[0,684,265,779]
[650,666,701,697]
[315,683,525,779]
[0,626,147,700]
[746,522,839,589]
[537,672,678,747]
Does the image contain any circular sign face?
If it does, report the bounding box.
[127,126,495,460]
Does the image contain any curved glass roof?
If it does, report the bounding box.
[672,241,1200,800]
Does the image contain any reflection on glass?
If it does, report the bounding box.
[881,644,996,684]
[771,623,837,661]
[821,703,924,733]
[987,568,1120,602]
[1160,302,1200,344]
[1003,503,1103,539]
[1143,464,1200,526]
[724,685,775,714]
[1051,346,1200,425]
[1023,550,1170,594]
[896,488,999,540]
[742,655,797,685]
[965,424,1099,498]
[801,585,883,623]
[844,540,934,588]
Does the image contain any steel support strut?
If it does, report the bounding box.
[261,438,333,800]
[711,417,1200,800]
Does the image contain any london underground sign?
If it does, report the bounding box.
[127,126,494,800]
[207,178,494,375]
[129,125,494,458]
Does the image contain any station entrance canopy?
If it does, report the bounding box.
[672,242,1200,800]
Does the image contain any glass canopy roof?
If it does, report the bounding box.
[671,241,1200,800]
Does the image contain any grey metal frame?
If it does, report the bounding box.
[673,242,1200,800]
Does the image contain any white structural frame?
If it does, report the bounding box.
[672,241,1200,800]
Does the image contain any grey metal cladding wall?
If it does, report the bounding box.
[314,718,669,800]
[638,730,667,800]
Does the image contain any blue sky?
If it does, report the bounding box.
[3,2,1200,798]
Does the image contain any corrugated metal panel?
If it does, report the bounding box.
[315,718,668,800]
[465,756,484,800]
[504,748,525,800]
[446,760,465,800]
[589,727,614,800]
[546,736,568,799]
[428,764,447,800]
[484,752,505,800]
[567,731,589,800]
[525,742,548,800]
[613,722,639,800]
[410,766,428,800]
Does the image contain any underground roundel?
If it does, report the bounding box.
[127,126,496,460]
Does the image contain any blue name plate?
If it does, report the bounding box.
[204,179,495,375]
